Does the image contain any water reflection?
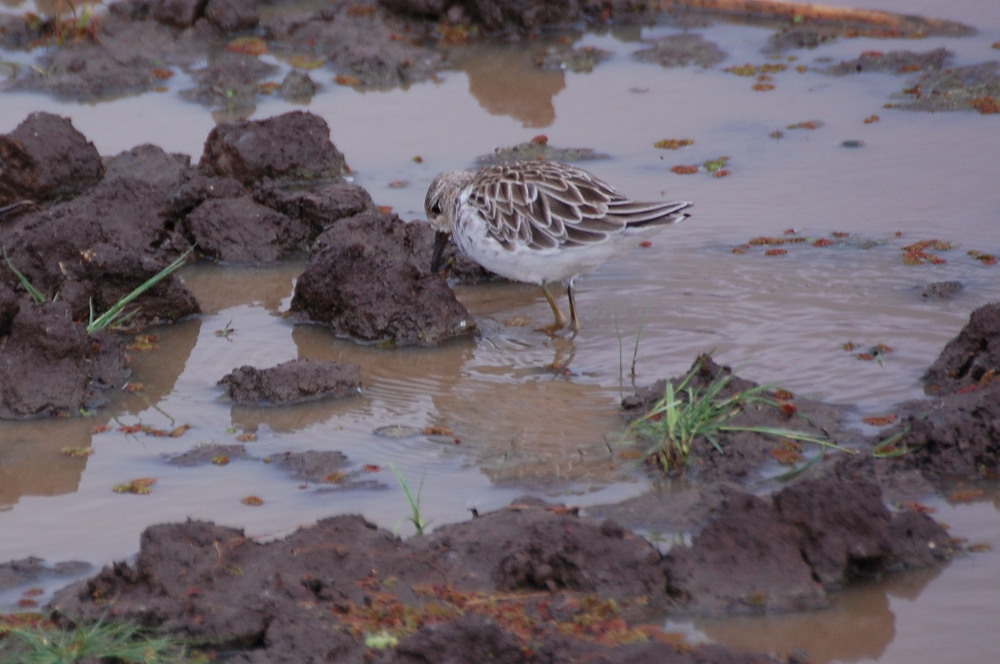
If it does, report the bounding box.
[0,419,90,507]
[451,44,566,128]
[685,565,944,663]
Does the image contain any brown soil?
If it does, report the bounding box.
[289,211,475,346]
[0,109,469,416]
[219,359,362,406]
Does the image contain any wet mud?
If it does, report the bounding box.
[17,322,995,662]
[1,0,998,661]
[219,359,361,406]
[0,108,468,416]
[0,0,989,112]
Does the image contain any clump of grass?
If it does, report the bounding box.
[1,614,194,664]
[390,465,430,536]
[3,245,193,333]
[87,247,194,333]
[626,357,851,473]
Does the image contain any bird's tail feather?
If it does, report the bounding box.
[606,200,693,227]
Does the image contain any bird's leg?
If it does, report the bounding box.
[566,280,580,333]
[539,282,568,333]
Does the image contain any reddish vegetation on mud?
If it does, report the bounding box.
[47,480,950,662]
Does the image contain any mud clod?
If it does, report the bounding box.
[187,196,308,263]
[920,280,964,300]
[199,111,346,186]
[773,479,893,587]
[0,112,103,206]
[254,180,376,239]
[219,358,361,405]
[923,302,1000,394]
[633,34,728,68]
[0,301,128,418]
[664,488,827,613]
[290,212,475,346]
[825,48,953,75]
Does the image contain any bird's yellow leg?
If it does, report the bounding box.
[566,281,580,333]
[539,283,568,333]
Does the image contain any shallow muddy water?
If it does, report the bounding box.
[2,0,1000,661]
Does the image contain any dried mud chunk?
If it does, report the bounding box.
[825,48,952,75]
[181,51,280,110]
[254,180,375,239]
[415,503,665,598]
[0,556,91,592]
[535,45,611,73]
[204,0,260,32]
[380,0,579,32]
[186,196,308,263]
[633,34,727,69]
[148,0,205,27]
[266,7,444,90]
[0,112,103,206]
[169,443,252,467]
[290,212,474,346]
[219,358,361,405]
[1,177,199,327]
[280,70,319,103]
[886,510,952,569]
[895,62,1000,113]
[266,450,351,484]
[773,479,893,587]
[0,301,128,419]
[9,20,185,102]
[664,490,828,614]
[392,615,525,664]
[889,383,1000,483]
[920,280,963,300]
[923,302,1000,394]
[200,111,345,186]
[103,144,194,194]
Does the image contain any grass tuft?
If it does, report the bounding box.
[390,465,430,536]
[2,614,195,664]
[626,356,853,473]
[87,247,194,333]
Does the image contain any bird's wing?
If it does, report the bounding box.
[465,162,628,251]
[466,162,690,251]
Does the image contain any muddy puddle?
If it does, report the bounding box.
[1,0,1000,661]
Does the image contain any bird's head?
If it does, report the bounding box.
[425,170,472,273]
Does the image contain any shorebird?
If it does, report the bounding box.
[425,160,692,332]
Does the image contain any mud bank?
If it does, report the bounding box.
[1,0,991,113]
[0,109,470,417]
[32,304,1000,661]
[45,483,949,663]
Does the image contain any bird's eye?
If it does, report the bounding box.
[430,201,442,215]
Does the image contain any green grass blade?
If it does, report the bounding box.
[873,425,914,458]
[389,464,429,535]
[719,424,854,453]
[4,614,193,664]
[770,450,826,482]
[87,246,194,334]
[3,246,47,304]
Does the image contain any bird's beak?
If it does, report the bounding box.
[431,231,450,273]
